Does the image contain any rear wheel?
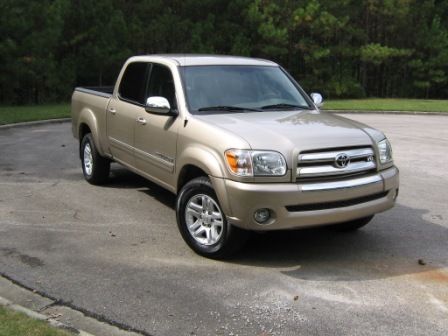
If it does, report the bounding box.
[330,215,374,232]
[80,133,110,185]
[176,177,248,259]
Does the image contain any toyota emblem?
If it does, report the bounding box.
[335,153,350,168]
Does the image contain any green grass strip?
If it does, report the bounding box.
[324,98,448,112]
[0,305,71,336]
[1,98,448,126]
[0,104,70,125]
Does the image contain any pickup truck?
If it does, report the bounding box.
[71,55,399,258]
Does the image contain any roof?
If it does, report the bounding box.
[128,54,278,67]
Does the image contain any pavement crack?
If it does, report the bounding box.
[38,299,64,312]
[0,272,154,336]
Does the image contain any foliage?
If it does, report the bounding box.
[1,0,447,104]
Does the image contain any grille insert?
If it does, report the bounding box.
[297,147,376,179]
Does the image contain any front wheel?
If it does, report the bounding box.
[80,133,110,185]
[176,177,248,259]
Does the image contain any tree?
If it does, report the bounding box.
[0,0,68,104]
[1,0,447,104]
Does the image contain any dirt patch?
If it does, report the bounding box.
[416,269,448,283]
[0,248,44,268]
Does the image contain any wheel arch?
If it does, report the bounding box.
[77,108,106,157]
[175,146,226,192]
[176,169,231,219]
[177,165,208,192]
[78,123,92,159]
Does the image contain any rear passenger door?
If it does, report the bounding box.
[107,62,149,165]
[133,63,181,188]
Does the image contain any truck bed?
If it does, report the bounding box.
[74,86,114,98]
[71,87,113,142]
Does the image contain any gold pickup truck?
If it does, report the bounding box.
[71,55,399,258]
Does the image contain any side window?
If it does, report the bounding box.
[118,62,148,104]
[147,64,177,109]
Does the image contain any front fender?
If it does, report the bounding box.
[176,145,226,181]
[176,145,235,215]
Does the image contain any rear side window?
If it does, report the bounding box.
[118,62,148,104]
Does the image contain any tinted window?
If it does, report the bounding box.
[118,62,148,104]
[148,64,177,109]
[182,65,310,112]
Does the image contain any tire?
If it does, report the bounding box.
[176,176,248,259]
[80,133,110,185]
[330,215,374,232]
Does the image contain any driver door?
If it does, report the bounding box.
[134,63,181,188]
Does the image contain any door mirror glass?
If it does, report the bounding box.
[310,92,323,108]
[145,96,171,114]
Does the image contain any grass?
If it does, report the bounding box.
[0,306,71,336]
[1,98,448,125]
[0,104,70,125]
[324,98,448,112]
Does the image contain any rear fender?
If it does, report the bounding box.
[77,108,106,156]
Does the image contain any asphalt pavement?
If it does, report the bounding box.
[0,114,447,336]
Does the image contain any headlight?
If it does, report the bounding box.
[378,138,393,164]
[225,149,287,176]
[252,151,287,175]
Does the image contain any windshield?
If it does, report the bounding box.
[181,65,311,113]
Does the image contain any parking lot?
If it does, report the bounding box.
[0,114,447,336]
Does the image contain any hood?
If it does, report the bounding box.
[195,110,377,163]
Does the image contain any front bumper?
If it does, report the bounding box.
[211,166,399,231]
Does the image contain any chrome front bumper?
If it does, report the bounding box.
[211,166,399,231]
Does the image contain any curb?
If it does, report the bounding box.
[0,295,95,336]
[324,109,448,115]
[0,118,71,130]
[0,273,149,336]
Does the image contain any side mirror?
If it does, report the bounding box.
[145,96,171,114]
[310,93,323,108]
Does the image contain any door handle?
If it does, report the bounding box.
[136,117,147,125]
[108,108,117,115]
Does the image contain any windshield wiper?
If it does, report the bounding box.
[260,103,310,110]
[197,105,261,112]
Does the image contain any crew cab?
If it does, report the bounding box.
[71,55,399,258]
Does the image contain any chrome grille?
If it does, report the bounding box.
[297,147,376,179]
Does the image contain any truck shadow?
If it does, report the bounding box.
[105,165,176,208]
[104,166,447,282]
[231,204,448,282]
